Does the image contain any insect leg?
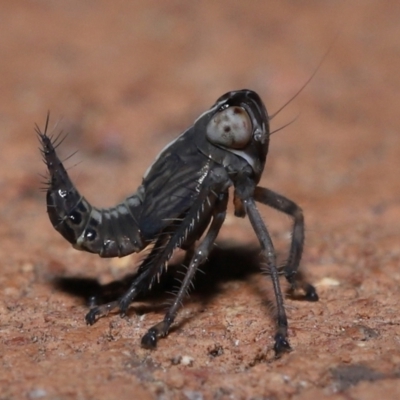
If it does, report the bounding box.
[141,191,228,349]
[87,169,227,328]
[241,194,290,356]
[85,235,169,324]
[254,187,318,301]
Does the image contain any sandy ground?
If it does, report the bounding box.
[1,1,400,399]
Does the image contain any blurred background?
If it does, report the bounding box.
[1,1,400,399]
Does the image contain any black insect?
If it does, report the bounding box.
[37,89,318,356]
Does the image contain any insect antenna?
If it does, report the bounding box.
[269,114,299,136]
[269,41,335,121]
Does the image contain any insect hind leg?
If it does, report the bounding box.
[141,192,228,349]
[85,267,155,324]
[85,234,169,325]
[253,186,318,302]
[85,301,119,324]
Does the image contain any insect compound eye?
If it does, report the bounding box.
[206,106,252,149]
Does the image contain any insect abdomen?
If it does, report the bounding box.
[39,127,144,258]
[74,198,144,257]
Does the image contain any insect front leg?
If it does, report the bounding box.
[253,187,318,301]
[244,197,290,356]
[234,174,290,356]
[141,191,229,349]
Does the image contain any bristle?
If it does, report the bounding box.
[196,267,206,276]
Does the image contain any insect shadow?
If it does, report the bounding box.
[54,241,262,313]
[53,241,310,331]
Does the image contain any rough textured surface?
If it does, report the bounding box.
[1,1,400,399]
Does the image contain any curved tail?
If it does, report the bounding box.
[37,115,144,257]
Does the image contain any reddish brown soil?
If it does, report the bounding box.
[1,1,400,399]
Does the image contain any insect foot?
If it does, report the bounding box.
[303,283,319,301]
[85,301,119,325]
[141,320,170,349]
[274,333,292,357]
[38,89,318,355]
[286,272,319,302]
